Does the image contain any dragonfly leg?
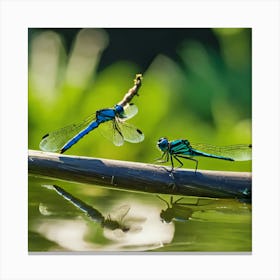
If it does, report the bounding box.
[173,155,184,169]
[155,151,168,163]
[156,195,170,208]
[170,155,176,172]
[174,197,184,204]
[175,155,198,173]
[156,154,176,179]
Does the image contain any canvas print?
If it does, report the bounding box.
[28,28,252,252]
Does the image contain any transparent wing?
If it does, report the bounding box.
[39,113,97,152]
[117,119,144,143]
[121,103,138,120]
[108,204,130,222]
[191,143,252,161]
[99,120,124,146]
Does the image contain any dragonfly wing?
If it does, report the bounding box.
[191,143,252,161]
[117,119,144,143]
[121,103,138,120]
[99,120,124,146]
[39,113,97,152]
[109,204,130,222]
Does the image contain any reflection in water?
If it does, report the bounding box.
[157,195,252,224]
[35,185,174,251]
[28,177,251,252]
[43,185,130,232]
[157,196,201,223]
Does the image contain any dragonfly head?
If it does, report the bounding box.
[157,137,169,152]
[160,209,173,223]
[114,104,125,117]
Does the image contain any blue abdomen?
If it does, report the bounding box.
[60,121,99,153]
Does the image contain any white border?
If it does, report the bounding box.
[1,0,279,279]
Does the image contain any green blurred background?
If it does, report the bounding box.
[28,28,251,172]
[28,28,252,252]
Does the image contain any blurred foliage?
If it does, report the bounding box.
[28,28,251,171]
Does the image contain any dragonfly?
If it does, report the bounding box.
[39,74,144,154]
[157,137,252,172]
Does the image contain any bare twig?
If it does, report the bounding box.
[28,150,251,199]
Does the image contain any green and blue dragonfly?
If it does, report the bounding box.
[157,137,252,172]
[40,74,144,154]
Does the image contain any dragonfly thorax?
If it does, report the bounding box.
[96,108,118,123]
[182,139,191,146]
[157,137,169,152]
[114,104,125,117]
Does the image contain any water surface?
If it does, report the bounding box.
[28,176,251,252]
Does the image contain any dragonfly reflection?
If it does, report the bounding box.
[157,196,202,223]
[40,74,144,154]
[157,137,252,172]
[42,185,131,232]
[157,195,251,223]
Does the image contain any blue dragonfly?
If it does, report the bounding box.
[40,74,144,154]
[157,137,252,172]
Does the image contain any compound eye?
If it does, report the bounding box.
[157,137,169,151]
[114,105,124,115]
[158,137,168,145]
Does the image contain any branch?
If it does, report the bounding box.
[28,150,251,199]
